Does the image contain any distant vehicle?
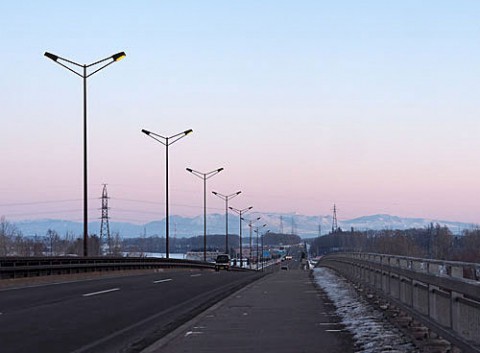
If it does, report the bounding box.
[215,254,230,271]
[230,258,249,267]
[285,255,293,260]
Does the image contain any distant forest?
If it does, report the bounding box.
[122,232,302,254]
[308,223,480,263]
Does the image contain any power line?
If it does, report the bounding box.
[0,199,82,207]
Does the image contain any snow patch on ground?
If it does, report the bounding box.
[313,267,418,353]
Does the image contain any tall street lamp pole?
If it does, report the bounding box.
[44,51,126,257]
[262,230,270,272]
[241,216,261,269]
[254,224,267,271]
[229,206,252,267]
[142,129,193,258]
[186,167,224,261]
[212,191,241,255]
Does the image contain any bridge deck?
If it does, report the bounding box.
[143,263,354,353]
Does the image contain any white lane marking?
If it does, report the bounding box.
[190,274,202,277]
[82,288,120,297]
[325,329,344,332]
[153,278,172,284]
[185,330,203,337]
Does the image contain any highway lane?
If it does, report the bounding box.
[0,269,262,353]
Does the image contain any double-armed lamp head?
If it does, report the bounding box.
[142,129,192,138]
[44,51,126,65]
[187,167,223,174]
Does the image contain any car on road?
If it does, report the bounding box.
[215,254,230,271]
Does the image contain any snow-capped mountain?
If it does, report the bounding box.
[11,213,476,239]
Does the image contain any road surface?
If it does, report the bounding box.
[0,268,261,353]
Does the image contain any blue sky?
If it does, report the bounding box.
[1,1,480,224]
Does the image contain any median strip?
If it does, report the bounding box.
[153,279,173,284]
[82,288,120,297]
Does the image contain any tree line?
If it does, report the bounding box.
[0,217,122,256]
[123,232,301,255]
[309,223,480,262]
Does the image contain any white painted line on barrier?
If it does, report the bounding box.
[153,279,172,284]
[82,288,120,297]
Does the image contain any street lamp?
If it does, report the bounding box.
[142,128,193,258]
[242,216,261,269]
[186,167,224,261]
[212,190,241,255]
[254,223,267,271]
[229,206,252,267]
[45,51,126,257]
[262,230,270,272]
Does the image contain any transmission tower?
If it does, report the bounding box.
[332,204,338,234]
[99,184,111,254]
[280,216,284,234]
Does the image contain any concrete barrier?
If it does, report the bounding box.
[319,252,480,353]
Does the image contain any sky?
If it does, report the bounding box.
[1,1,480,225]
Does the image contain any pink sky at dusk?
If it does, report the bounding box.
[2,1,480,225]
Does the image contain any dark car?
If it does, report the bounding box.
[215,254,231,271]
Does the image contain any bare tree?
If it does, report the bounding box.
[0,216,20,256]
[46,229,61,256]
[111,232,123,256]
[88,234,102,256]
[32,235,44,256]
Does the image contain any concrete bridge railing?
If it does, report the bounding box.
[319,252,480,353]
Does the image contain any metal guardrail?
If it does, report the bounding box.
[0,256,231,279]
[319,252,480,353]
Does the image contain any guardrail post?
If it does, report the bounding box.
[450,265,463,279]
[429,285,451,328]
[428,262,441,276]
[400,277,413,307]
[412,280,429,315]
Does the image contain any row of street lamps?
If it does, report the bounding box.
[44,50,269,263]
[132,129,265,264]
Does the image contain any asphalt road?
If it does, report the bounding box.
[0,269,262,353]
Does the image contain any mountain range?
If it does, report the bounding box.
[11,213,476,239]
